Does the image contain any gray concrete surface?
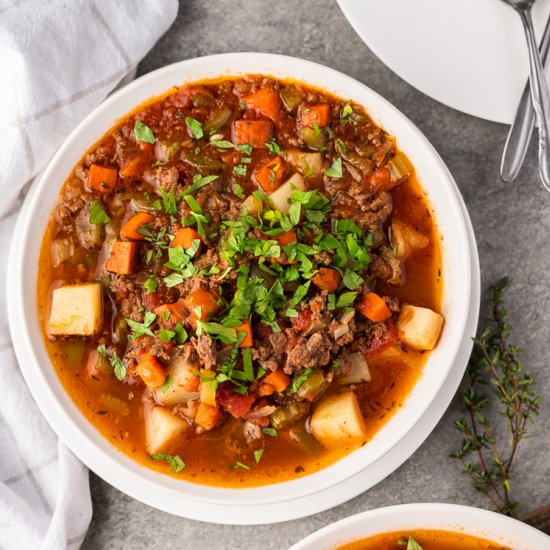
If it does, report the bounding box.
[82,1,550,548]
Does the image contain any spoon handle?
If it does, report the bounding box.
[500,14,550,183]
[518,7,550,191]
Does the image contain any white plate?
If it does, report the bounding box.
[289,503,550,549]
[7,53,474,523]
[337,0,550,124]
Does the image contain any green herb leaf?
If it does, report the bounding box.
[290,368,313,393]
[265,138,281,155]
[325,157,343,178]
[254,448,264,464]
[197,321,237,345]
[185,116,204,140]
[89,200,110,225]
[111,352,126,381]
[262,427,278,437]
[160,188,178,214]
[125,311,157,339]
[343,268,364,290]
[134,120,156,143]
[233,164,247,176]
[232,461,250,471]
[161,374,173,394]
[143,275,158,295]
[210,139,234,149]
[397,536,423,550]
[233,183,245,199]
[182,174,219,196]
[97,344,107,358]
[150,453,185,473]
[238,144,253,155]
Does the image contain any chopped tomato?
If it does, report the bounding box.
[290,308,313,331]
[364,320,398,358]
[216,386,256,418]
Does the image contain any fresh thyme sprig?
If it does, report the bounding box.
[451,277,542,516]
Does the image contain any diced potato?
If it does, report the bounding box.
[310,390,367,446]
[285,149,322,177]
[391,220,429,260]
[337,352,371,385]
[154,352,200,406]
[242,194,263,215]
[49,283,103,336]
[397,304,444,351]
[200,369,217,407]
[145,406,190,455]
[268,173,305,213]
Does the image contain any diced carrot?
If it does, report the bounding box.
[88,164,117,193]
[119,156,145,181]
[106,241,137,275]
[300,104,330,128]
[236,320,253,347]
[120,212,155,240]
[356,292,392,322]
[311,267,341,293]
[262,369,290,393]
[366,166,393,191]
[232,120,272,149]
[253,156,286,193]
[136,353,166,391]
[258,383,275,397]
[242,88,280,122]
[137,142,154,153]
[195,402,222,431]
[172,227,201,250]
[183,288,218,329]
[276,230,297,246]
[154,301,186,324]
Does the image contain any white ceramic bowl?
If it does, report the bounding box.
[290,503,550,549]
[7,53,472,518]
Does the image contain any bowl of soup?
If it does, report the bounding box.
[7,53,472,517]
[289,503,550,549]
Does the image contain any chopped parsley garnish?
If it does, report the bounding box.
[327,291,358,311]
[182,174,219,196]
[196,321,237,345]
[233,164,247,176]
[325,157,343,178]
[161,374,173,393]
[160,188,178,214]
[265,138,281,155]
[210,139,234,149]
[233,183,245,199]
[125,311,156,339]
[159,328,176,343]
[238,143,253,155]
[143,275,158,295]
[262,427,278,437]
[163,243,200,286]
[89,200,110,225]
[134,120,155,144]
[232,461,250,471]
[290,368,313,393]
[185,116,203,140]
[397,536,423,550]
[150,453,185,473]
[254,448,264,464]
[111,352,126,381]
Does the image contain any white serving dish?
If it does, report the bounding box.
[290,503,550,549]
[7,53,473,522]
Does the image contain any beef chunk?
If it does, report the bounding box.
[192,334,217,370]
[285,332,332,372]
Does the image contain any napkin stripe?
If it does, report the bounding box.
[88,0,132,67]
[17,121,35,175]
[0,414,53,515]
[3,455,57,485]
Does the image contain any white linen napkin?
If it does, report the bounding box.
[0,1,178,548]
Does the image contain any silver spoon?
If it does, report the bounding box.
[500,13,550,182]
[500,0,550,191]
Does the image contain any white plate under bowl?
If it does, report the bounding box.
[7,53,472,523]
[289,503,550,549]
[337,0,550,124]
